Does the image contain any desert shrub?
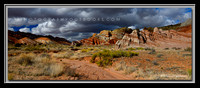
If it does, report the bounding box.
[124,66,137,74]
[164,48,169,50]
[14,43,22,47]
[17,53,35,66]
[40,53,51,58]
[144,47,152,51]
[96,57,113,67]
[127,47,144,50]
[182,54,192,57]
[127,47,136,50]
[115,61,127,71]
[91,49,139,67]
[184,47,192,52]
[152,60,159,65]
[136,47,144,50]
[44,63,64,77]
[115,61,137,74]
[35,54,51,63]
[172,47,181,50]
[148,49,156,54]
[65,67,79,77]
[156,53,164,58]
[81,48,93,52]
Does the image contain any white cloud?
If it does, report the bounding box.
[79,11,91,17]
[59,21,83,33]
[128,26,136,29]
[8,28,14,31]
[8,17,27,27]
[31,21,58,35]
[19,27,31,33]
[165,19,176,26]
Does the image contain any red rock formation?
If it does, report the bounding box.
[79,27,132,45]
[177,24,192,33]
[34,37,53,44]
[115,27,191,49]
[17,37,37,45]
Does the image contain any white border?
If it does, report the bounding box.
[4,4,195,83]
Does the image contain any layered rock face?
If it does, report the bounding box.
[115,27,190,49]
[80,27,132,45]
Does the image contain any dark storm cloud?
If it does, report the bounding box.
[8,8,192,41]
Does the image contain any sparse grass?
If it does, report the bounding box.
[17,53,35,66]
[115,61,137,74]
[91,49,139,67]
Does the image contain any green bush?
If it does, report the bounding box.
[91,49,139,67]
[187,69,192,76]
[127,47,144,50]
[127,47,136,50]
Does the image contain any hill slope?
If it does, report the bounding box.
[8,30,71,45]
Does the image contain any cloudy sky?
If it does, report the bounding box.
[8,8,192,41]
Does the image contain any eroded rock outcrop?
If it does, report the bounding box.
[80,27,132,45]
[115,28,175,49]
[17,37,37,45]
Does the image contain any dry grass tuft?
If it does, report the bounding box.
[17,53,35,66]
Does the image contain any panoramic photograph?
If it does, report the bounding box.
[7,7,193,81]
